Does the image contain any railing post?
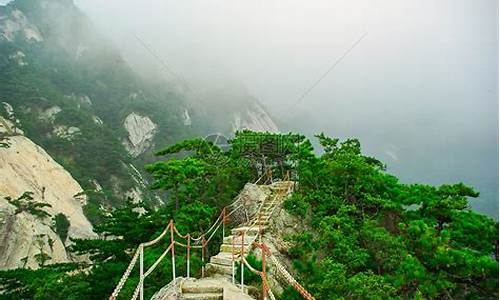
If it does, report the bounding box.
[222,208,226,238]
[261,243,268,300]
[139,244,144,300]
[231,235,235,284]
[169,220,176,280]
[201,235,206,277]
[258,212,262,244]
[240,230,245,293]
[187,234,191,278]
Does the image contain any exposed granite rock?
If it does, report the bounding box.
[183,108,192,126]
[39,106,61,122]
[232,103,279,133]
[228,183,272,226]
[122,112,157,157]
[261,199,309,296]
[8,50,27,66]
[0,9,43,42]
[53,125,81,140]
[0,118,96,270]
[150,276,256,300]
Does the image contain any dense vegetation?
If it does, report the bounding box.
[0,0,187,212]
[1,0,278,225]
[281,133,498,299]
[0,131,497,299]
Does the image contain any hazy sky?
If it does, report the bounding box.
[70,0,498,217]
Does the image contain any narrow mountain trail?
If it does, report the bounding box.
[111,179,315,300]
[206,181,294,279]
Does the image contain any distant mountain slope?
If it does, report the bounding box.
[0,0,278,224]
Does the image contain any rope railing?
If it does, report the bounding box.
[237,240,315,300]
[109,172,270,300]
[109,170,311,300]
[109,222,173,300]
[227,175,316,300]
[268,253,315,300]
[220,177,314,300]
[130,243,173,300]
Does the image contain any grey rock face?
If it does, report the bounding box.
[122,112,157,157]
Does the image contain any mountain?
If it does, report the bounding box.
[0,118,96,270]
[0,131,495,299]
[0,0,278,268]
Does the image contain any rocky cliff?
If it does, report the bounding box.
[0,0,280,217]
[232,102,279,133]
[0,118,96,270]
[122,112,158,157]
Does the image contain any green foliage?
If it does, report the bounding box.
[0,131,497,300]
[236,253,264,285]
[283,194,310,216]
[146,157,209,210]
[53,213,70,243]
[0,0,197,215]
[33,252,51,267]
[5,191,52,219]
[281,133,499,299]
[230,130,308,181]
[0,133,10,148]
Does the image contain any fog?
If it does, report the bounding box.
[72,0,498,217]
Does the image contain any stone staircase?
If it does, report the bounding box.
[152,181,294,300]
[177,277,254,300]
[181,278,223,300]
[206,181,293,278]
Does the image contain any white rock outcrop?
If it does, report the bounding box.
[122,112,157,157]
[182,108,192,126]
[64,93,92,108]
[228,183,272,225]
[92,115,103,125]
[53,125,81,140]
[0,9,43,42]
[39,106,61,122]
[8,50,27,66]
[0,118,96,270]
[232,103,279,133]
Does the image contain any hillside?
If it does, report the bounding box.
[0,131,496,300]
[0,117,96,270]
[0,0,278,224]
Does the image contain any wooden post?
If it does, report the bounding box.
[262,243,267,300]
[169,220,176,280]
[187,234,191,278]
[240,230,245,293]
[231,235,235,284]
[222,208,226,238]
[201,235,206,277]
[139,245,144,300]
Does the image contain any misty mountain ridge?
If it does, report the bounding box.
[0,0,278,217]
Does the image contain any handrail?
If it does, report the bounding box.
[109,170,299,300]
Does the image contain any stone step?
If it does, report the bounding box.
[182,280,224,294]
[205,262,234,275]
[231,226,261,235]
[257,213,271,218]
[210,253,237,266]
[181,293,223,300]
[254,221,269,226]
[220,244,251,253]
[262,205,276,210]
[223,235,254,245]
